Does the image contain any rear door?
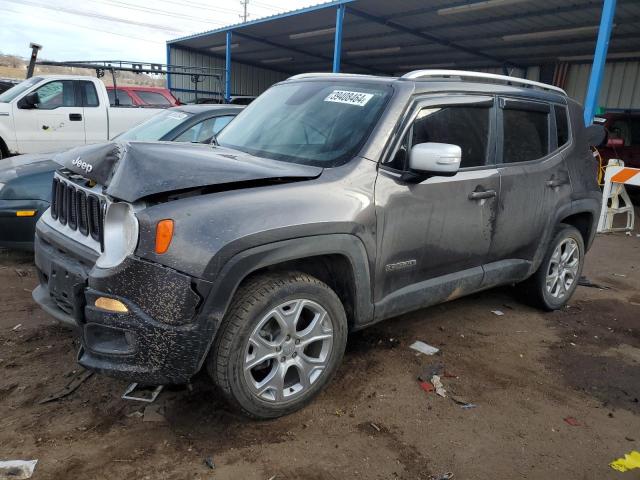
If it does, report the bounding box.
[486,98,572,283]
[374,94,499,318]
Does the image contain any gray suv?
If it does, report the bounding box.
[32,71,603,418]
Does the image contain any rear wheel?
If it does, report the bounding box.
[518,224,585,310]
[208,272,348,419]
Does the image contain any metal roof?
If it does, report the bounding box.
[167,0,640,76]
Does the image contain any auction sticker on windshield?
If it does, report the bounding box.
[324,90,374,107]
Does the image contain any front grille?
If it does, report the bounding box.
[50,176,104,251]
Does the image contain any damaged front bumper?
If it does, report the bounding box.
[33,220,216,385]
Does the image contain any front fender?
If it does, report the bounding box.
[200,234,375,329]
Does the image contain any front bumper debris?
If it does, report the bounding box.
[33,220,216,384]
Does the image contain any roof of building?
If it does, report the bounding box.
[167,0,640,76]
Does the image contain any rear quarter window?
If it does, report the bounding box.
[554,105,569,147]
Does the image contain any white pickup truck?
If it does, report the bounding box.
[0,75,163,157]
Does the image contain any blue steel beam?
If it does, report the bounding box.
[166,44,172,90]
[332,4,345,73]
[225,30,232,103]
[584,0,617,125]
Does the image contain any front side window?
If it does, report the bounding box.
[217,81,392,167]
[385,105,491,171]
[502,108,549,163]
[35,81,77,109]
[174,115,235,143]
[116,109,192,141]
[135,91,172,106]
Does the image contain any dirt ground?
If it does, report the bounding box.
[1,228,639,480]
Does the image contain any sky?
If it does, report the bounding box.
[0,0,320,63]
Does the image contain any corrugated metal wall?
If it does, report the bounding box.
[565,61,640,110]
[168,46,288,103]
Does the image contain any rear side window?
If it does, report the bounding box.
[135,91,171,106]
[80,81,99,107]
[502,108,549,163]
[554,105,569,147]
[412,106,491,168]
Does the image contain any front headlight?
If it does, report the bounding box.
[96,202,139,269]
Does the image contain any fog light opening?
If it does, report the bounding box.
[95,297,129,313]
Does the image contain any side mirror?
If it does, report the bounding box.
[18,91,40,109]
[406,142,461,180]
[585,124,605,147]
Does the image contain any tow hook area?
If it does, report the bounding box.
[121,383,164,403]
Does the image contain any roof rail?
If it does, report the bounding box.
[402,69,566,95]
[288,72,378,80]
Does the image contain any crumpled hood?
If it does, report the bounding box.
[0,153,57,182]
[53,141,323,202]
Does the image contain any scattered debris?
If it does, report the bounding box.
[267,476,277,480]
[451,395,477,409]
[143,404,166,423]
[126,410,144,418]
[577,276,610,289]
[626,437,636,442]
[370,422,381,432]
[334,408,346,417]
[12,324,22,331]
[431,375,446,398]
[418,363,444,382]
[38,369,94,404]
[429,472,454,480]
[0,459,38,479]
[491,310,504,316]
[613,273,627,278]
[14,268,28,277]
[563,416,580,427]
[204,456,215,470]
[419,381,434,393]
[122,383,164,403]
[410,341,439,356]
[610,450,640,472]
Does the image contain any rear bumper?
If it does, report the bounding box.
[33,220,216,384]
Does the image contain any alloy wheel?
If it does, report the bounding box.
[545,238,580,299]
[243,299,334,403]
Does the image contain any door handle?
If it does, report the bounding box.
[69,113,83,121]
[546,178,569,188]
[468,189,497,200]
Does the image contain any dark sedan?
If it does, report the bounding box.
[0,104,242,249]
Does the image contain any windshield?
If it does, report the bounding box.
[217,81,392,166]
[0,76,43,103]
[116,109,193,141]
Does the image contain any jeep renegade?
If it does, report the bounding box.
[33,71,603,418]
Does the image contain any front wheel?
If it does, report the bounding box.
[208,272,348,419]
[518,224,585,310]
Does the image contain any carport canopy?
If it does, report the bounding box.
[167,0,639,121]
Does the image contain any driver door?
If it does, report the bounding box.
[13,80,86,153]
[374,95,499,320]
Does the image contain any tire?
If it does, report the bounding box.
[207,271,348,419]
[518,224,585,310]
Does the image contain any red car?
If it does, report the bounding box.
[596,112,640,169]
[106,86,180,108]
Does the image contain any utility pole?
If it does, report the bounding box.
[239,0,249,22]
